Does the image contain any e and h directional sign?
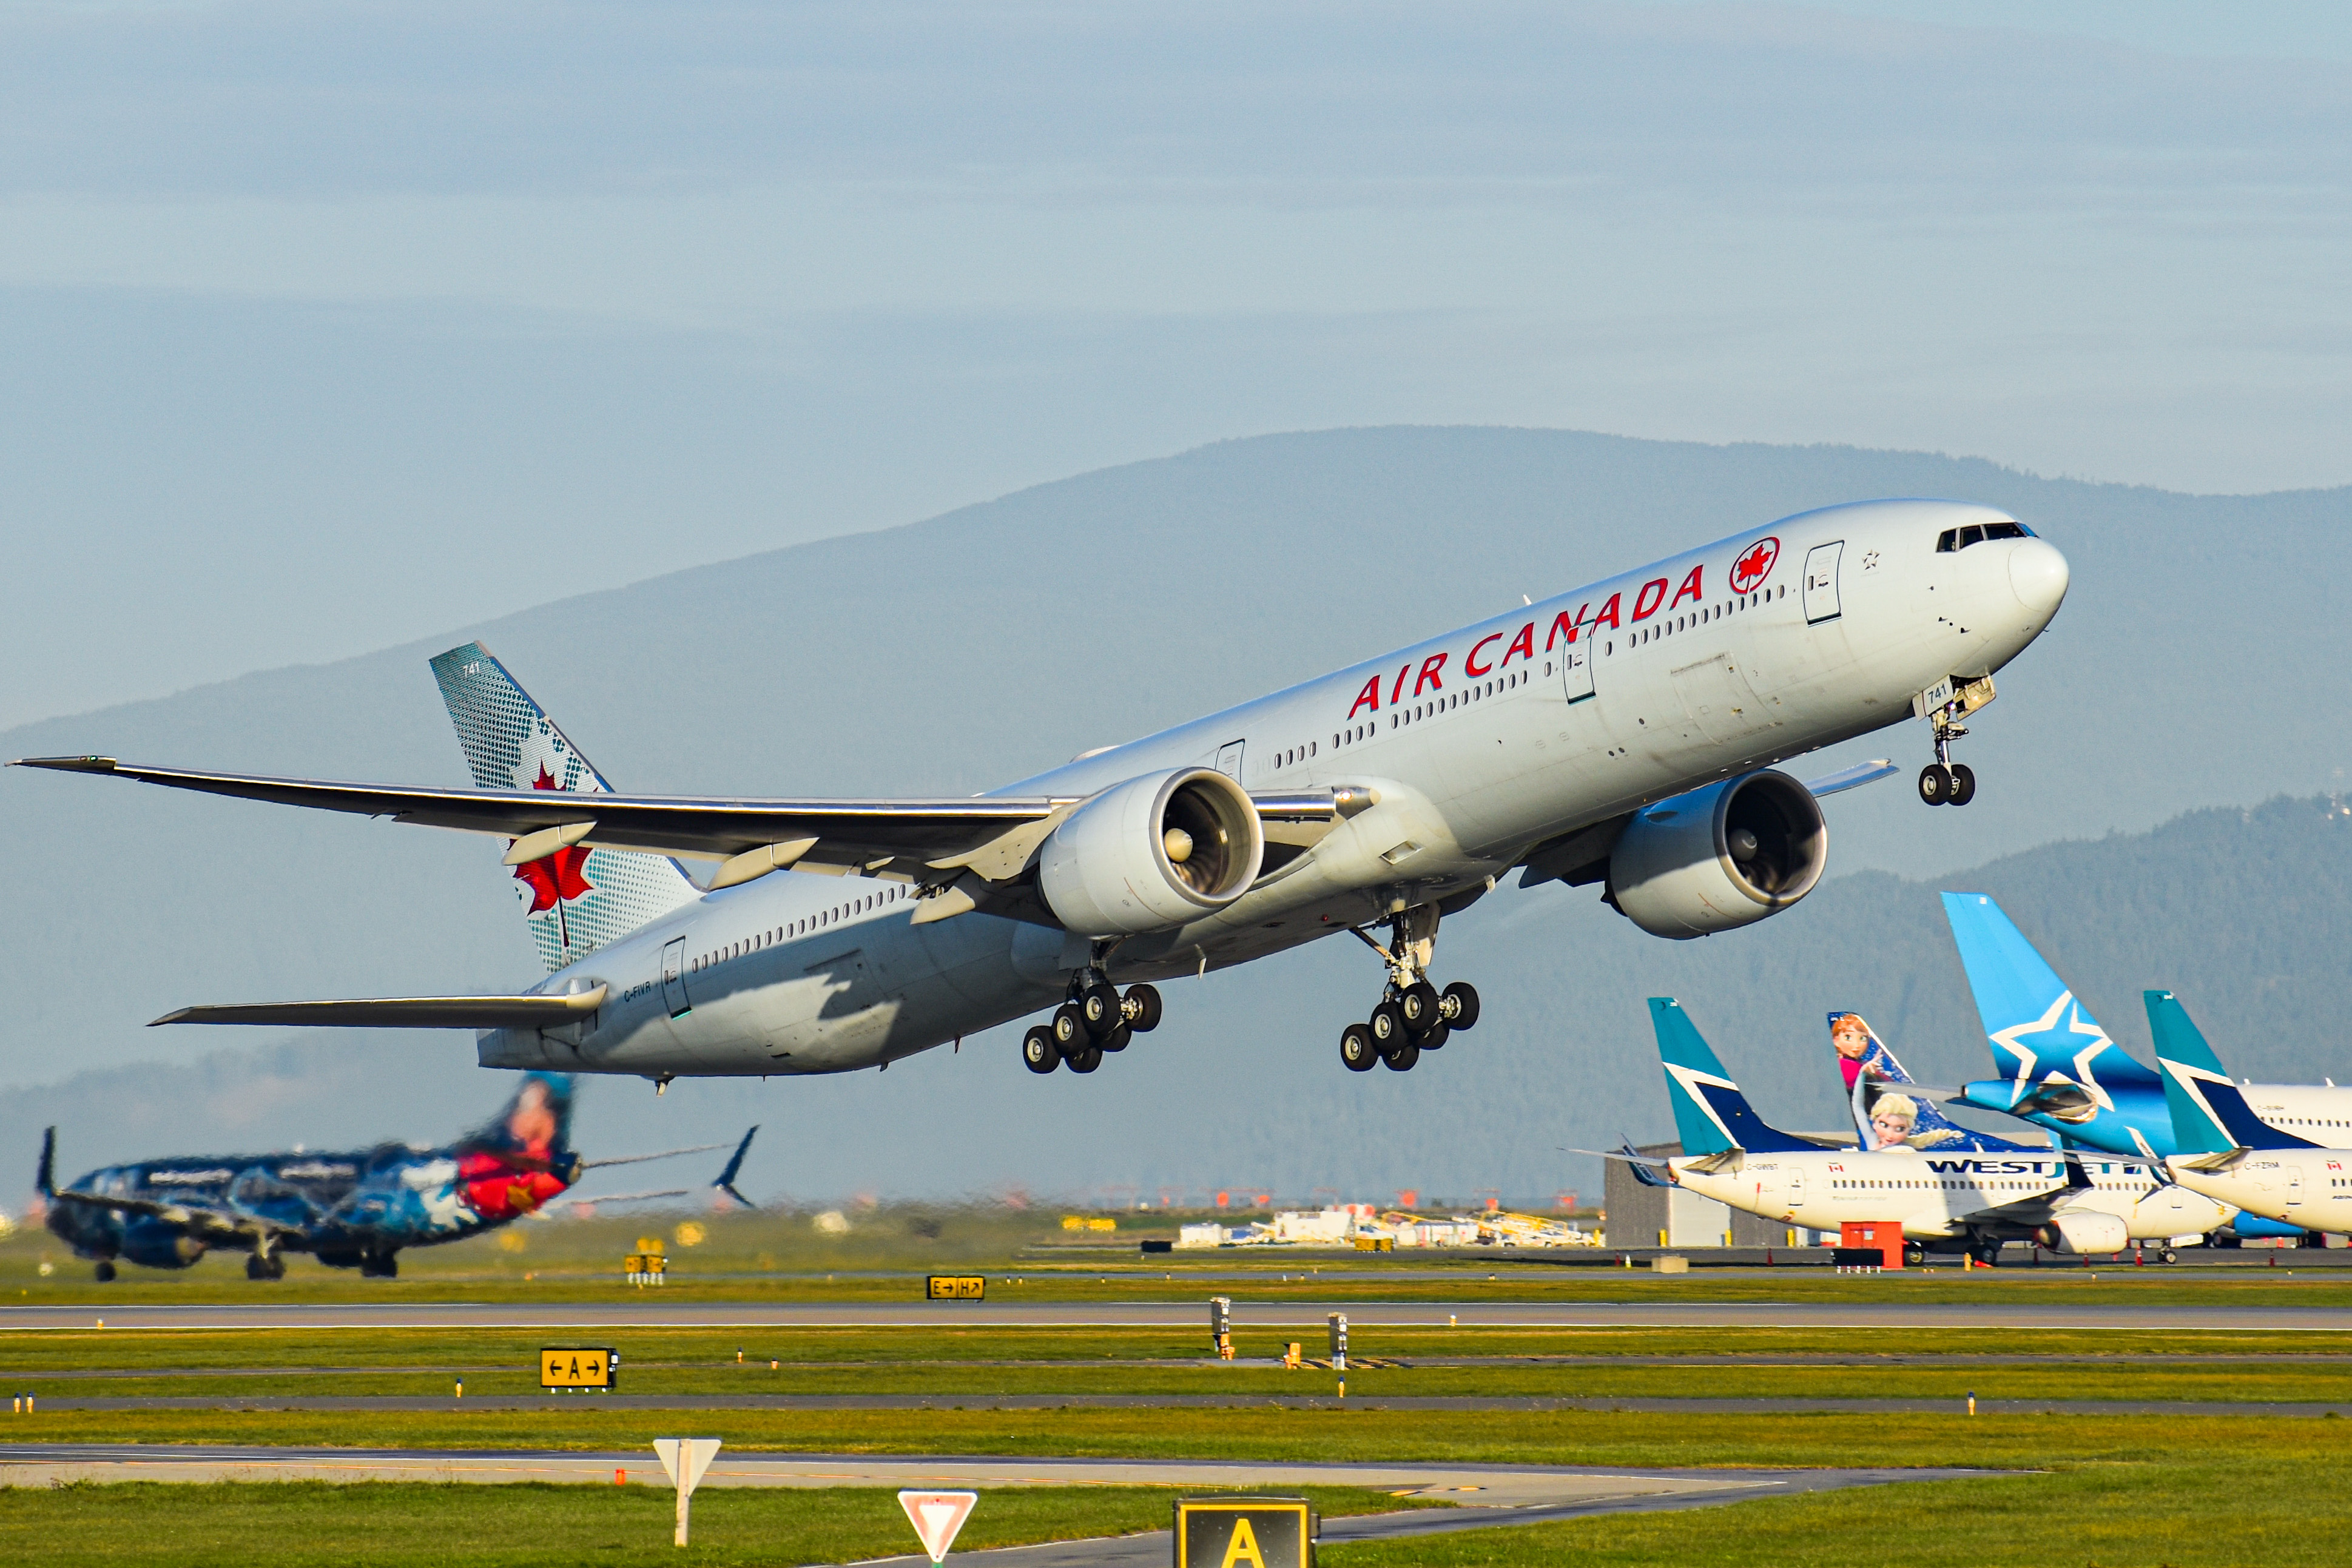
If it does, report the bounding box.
[1174,1496,1314,1568]
[926,1275,985,1300]
[541,1347,619,1393]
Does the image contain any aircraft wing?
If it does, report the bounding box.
[151,988,607,1029]
[12,756,1346,889]
[53,1188,294,1240]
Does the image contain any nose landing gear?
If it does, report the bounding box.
[1915,676,1994,806]
[1338,905,1480,1073]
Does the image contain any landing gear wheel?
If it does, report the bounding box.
[246,1253,283,1281]
[1050,1003,1087,1051]
[1970,1240,2000,1268]
[1398,981,1442,1033]
[1381,1040,1421,1072]
[1122,984,1164,1033]
[1022,1026,1062,1074]
[1098,1022,1133,1053]
[1066,1044,1104,1074]
[1339,1023,1379,1072]
[93,1260,116,1282]
[1367,1001,1407,1052]
[1918,764,1954,806]
[1079,983,1123,1037]
[1904,1245,1927,1267]
[1415,1020,1449,1051]
[1947,763,1976,806]
[2160,1246,2179,1265]
[1440,981,1480,1031]
[360,1252,399,1279]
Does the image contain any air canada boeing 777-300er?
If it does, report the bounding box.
[15,499,2068,1083]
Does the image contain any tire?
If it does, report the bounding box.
[93,1260,116,1282]
[246,1253,275,1281]
[1099,1022,1133,1053]
[1417,1020,1449,1051]
[1399,981,1441,1032]
[1440,981,1481,1031]
[1368,1001,1407,1049]
[1339,1023,1378,1072]
[2160,1247,2178,1265]
[1051,1003,1087,1049]
[1918,764,1952,806]
[1124,984,1164,1032]
[1904,1245,1926,1267]
[1381,1040,1421,1072]
[1948,763,1976,806]
[1079,983,1122,1037]
[1022,1025,1061,1074]
[1067,1044,1104,1074]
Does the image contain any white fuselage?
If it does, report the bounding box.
[1673,1147,2234,1245]
[484,498,2067,1078]
[2169,1148,2352,1228]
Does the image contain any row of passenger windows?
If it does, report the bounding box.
[691,883,909,972]
[1619,586,1784,653]
[1936,520,2034,552]
[1833,1177,2044,1191]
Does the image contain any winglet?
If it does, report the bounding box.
[713,1126,759,1208]
[36,1126,55,1198]
[9,756,122,773]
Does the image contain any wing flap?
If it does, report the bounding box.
[152,987,607,1029]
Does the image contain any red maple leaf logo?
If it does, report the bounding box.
[512,762,594,913]
[1730,536,1781,594]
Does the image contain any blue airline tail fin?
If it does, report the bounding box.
[36,1127,55,1198]
[1941,892,2158,1089]
[1651,998,1816,1156]
[1827,1010,2036,1154]
[430,642,699,974]
[2147,991,2311,1155]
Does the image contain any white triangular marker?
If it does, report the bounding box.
[898,1490,978,1563]
[652,1437,721,1495]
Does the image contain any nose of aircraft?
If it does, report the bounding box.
[2008,537,2071,619]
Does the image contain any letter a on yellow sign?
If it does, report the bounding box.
[1219,1518,1266,1568]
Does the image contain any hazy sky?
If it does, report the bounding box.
[4,2,2347,729]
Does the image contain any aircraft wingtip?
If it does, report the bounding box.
[11,755,120,773]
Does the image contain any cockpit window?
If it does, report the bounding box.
[1935,520,2034,553]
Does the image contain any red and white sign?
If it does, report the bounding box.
[899,1490,979,1564]
[1730,536,1781,594]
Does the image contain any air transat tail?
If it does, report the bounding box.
[431,644,698,972]
[1941,892,2157,1089]
[1650,998,1817,1156]
[2149,991,2313,1157]
[1824,1011,2035,1153]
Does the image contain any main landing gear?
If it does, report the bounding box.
[245,1247,286,1281]
[1339,904,1480,1074]
[1023,974,1163,1075]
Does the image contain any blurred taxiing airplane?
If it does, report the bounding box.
[15,499,2067,1083]
[36,1074,756,1281]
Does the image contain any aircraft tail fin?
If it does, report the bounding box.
[1828,1010,2032,1153]
[1651,998,1815,1156]
[430,642,698,973]
[36,1127,55,1198]
[2148,991,2311,1155]
[713,1126,759,1208]
[1941,892,2157,1088]
[461,1072,578,1160]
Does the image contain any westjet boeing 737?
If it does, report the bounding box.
[15,499,2068,1084]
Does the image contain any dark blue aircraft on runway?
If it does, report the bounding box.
[36,1074,756,1280]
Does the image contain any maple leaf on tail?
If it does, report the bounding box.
[510,759,595,912]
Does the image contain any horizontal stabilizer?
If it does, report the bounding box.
[151,986,607,1029]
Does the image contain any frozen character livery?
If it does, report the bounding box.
[1824,1011,2005,1152]
[36,1075,757,1281]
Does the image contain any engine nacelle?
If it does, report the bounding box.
[1037,768,1264,937]
[2037,1209,2130,1256]
[118,1217,206,1270]
[1608,770,1828,939]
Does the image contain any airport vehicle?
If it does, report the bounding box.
[15,499,2069,1082]
[2157,991,2352,1228]
[1824,1009,2226,1256]
[35,1074,757,1280]
[1614,998,2227,1264]
[1938,895,2337,1241]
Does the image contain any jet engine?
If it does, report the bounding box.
[2036,1209,2130,1256]
[1037,768,1264,937]
[1608,770,1828,939]
[116,1217,207,1270]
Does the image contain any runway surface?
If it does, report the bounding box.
[0,1442,1993,1562]
[8,1298,2352,1331]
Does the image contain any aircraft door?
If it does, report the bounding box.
[1215,740,1245,779]
[1558,637,1594,703]
[2288,1166,2305,1208]
[1802,541,1844,624]
[660,937,690,1018]
[1788,1168,1805,1208]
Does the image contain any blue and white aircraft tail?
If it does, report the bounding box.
[430,642,699,972]
[1652,997,1819,1156]
[2151,991,2316,1158]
